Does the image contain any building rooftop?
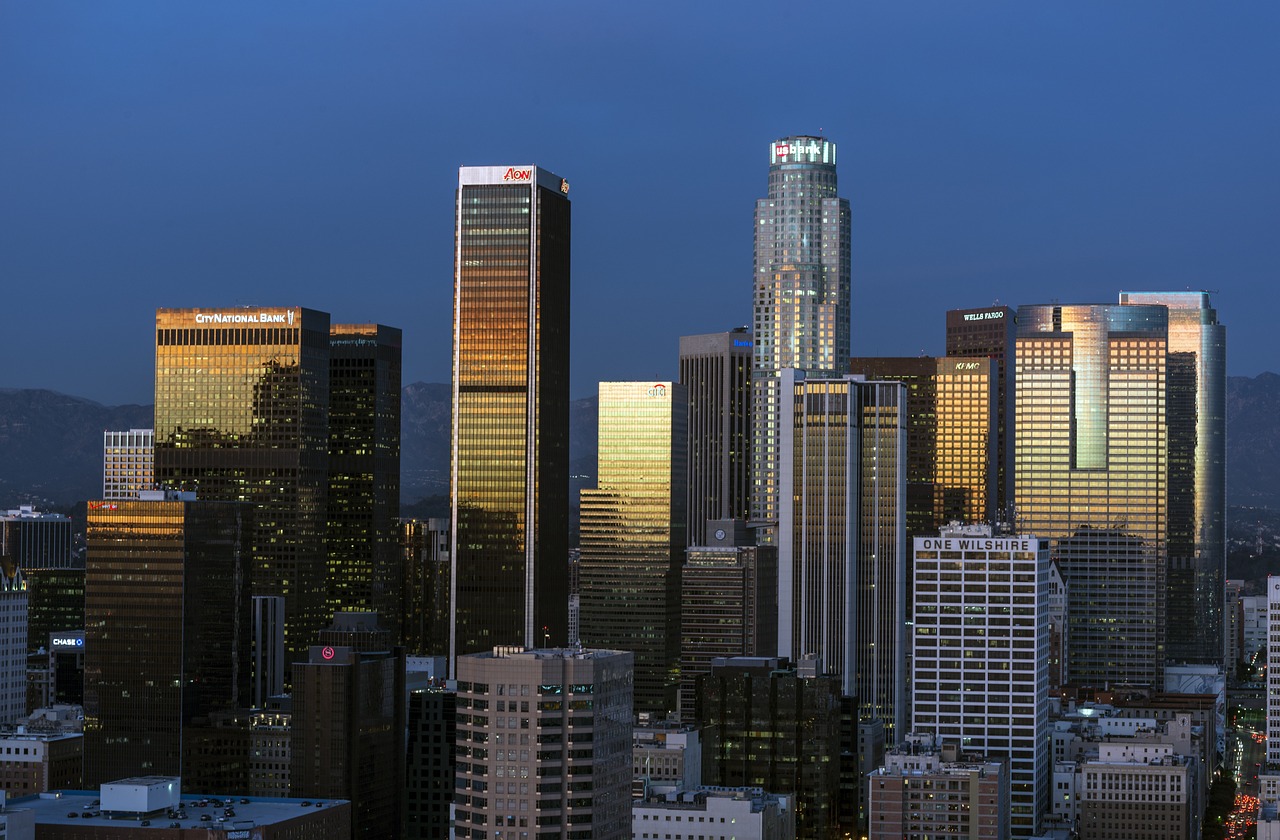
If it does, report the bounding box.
[12,790,349,830]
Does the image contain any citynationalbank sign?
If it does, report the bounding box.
[194,310,296,326]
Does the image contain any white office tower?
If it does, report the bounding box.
[1268,576,1280,769]
[912,525,1050,838]
[103,429,154,499]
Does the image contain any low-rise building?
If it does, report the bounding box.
[633,786,794,840]
[1079,743,1200,840]
[633,718,701,790]
[0,731,82,795]
[867,737,1009,840]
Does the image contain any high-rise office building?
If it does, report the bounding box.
[849,356,998,533]
[2,508,79,657]
[778,371,906,735]
[696,656,843,840]
[946,306,1016,521]
[1267,576,1280,768]
[405,680,455,840]
[450,165,571,668]
[399,518,450,655]
[680,329,753,540]
[1015,303,1168,686]
[83,491,252,785]
[154,306,331,664]
[103,429,154,499]
[291,614,406,840]
[751,136,851,542]
[454,646,634,840]
[1119,291,1226,666]
[326,323,402,634]
[580,381,687,715]
[912,526,1051,838]
[679,520,777,722]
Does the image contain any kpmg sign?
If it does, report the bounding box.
[194,309,297,326]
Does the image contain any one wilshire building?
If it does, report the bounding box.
[751,136,851,542]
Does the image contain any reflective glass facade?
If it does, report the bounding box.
[751,137,851,541]
[778,372,906,735]
[1015,304,1168,685]
[679,330,753,542]
[154,306,331,664]
[451,166,570,666]
[326,324,402,635]
[83,497,251,785]
[946,306,1017,520]
[579,381,687,715]
[1119,292,1226,666]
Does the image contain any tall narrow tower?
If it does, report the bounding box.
[1119,291,1226,666]
[450,165,570,670]
[751,136,850,542]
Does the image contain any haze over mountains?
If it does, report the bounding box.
[2,373,1279,511]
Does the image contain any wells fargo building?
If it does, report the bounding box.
[450,165,570,666]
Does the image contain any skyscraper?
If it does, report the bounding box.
[1119,291,1226,666]
[326,323,402,634]
[946,305,1016,521]
[83,491,251,785]
[679,329,753,540]
[579,381,687,715]
[751,136,851,542]
[778,371,906,735]
[155,306,331,664]
[1015,303,1168,686]
[912,526,1051,838]
[450,165,571,667]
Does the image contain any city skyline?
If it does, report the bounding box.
[4,4,1278,408]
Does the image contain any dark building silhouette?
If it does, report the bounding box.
[696,656,843,840]
[404,680,455,840]
[679,520,777,722]
[326,324,402,637]
[290,613,406,840]
[680,330,753,541]
[399,518,450,655]
[83,492,252,786]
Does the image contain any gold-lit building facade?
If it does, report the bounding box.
[450,166,570,666]
[849,356,997,534]
[154,306,331,664]
[946,305,1017,520]
[580,381,687,715]
[83,494,251,785]
[1119,291,1226,666]
[327,323,401,636]
[751,136,851,542]
[778,371,906,735]
[1015,303,1168,686]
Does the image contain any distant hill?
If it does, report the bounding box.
[1,374,1275,512]
[1226,373,1280,509]
[0,383,598,510]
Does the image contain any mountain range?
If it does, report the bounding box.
[2,374,1278,511]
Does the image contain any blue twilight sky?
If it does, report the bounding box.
[2,2,1277,405]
